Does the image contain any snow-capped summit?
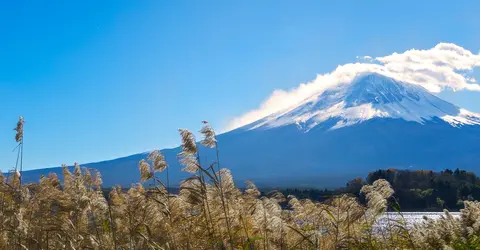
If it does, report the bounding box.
[245,73,480,132]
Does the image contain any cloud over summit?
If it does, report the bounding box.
[225,43,480,131]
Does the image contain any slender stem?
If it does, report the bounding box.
[197,152,216,239]
[214,141,234,248]
[107,200,118,250]
[263,203,268,250]
[20,140,23,185]
[166,165,170,192]
[91,206,103,250]
[12,145,21,187]
[199,171,216,243]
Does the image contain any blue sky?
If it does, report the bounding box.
[1,1,480,171]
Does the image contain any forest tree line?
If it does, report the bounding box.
[280,168,480,211]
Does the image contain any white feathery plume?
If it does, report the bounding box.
[200,121,217,148]
[148,150,168,172]
[177,129,200,173]
[138,159,153,182]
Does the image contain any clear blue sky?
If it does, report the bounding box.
[1,1,480,171]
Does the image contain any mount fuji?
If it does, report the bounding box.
[245,73,480,132]
[20,73,480,187]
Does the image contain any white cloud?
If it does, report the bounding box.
[375,43,480,92]
[225,43,480,131]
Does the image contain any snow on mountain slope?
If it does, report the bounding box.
[245,73,480,132]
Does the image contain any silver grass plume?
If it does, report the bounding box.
[361,179,394,214]
[93,171,103,189]
[219,169,235,191]
[9,170,21,188]
[254,197,283,235]
[178,154,199,173]
[14,116,24,143]
[74,162,82,178]
[148,150,168,172]
[62,164,73,189]
[180,177,203,205]
[245,180,261,198]
[128,183,146,198]
[109,186,123,206]
[268,190,286,203]
[287,195,301,211]
[200,121,216,148]
[48,172,61,187]
[138,159,153,182]
[178,129,197,154]
[83,167,92,187]
[177,129,199,173]
[460,201,480,234]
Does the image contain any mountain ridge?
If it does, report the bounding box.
[16,73,480,188]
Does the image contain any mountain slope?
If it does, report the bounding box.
[19,73,480,188]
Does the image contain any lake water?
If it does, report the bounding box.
[376,212,461,229]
